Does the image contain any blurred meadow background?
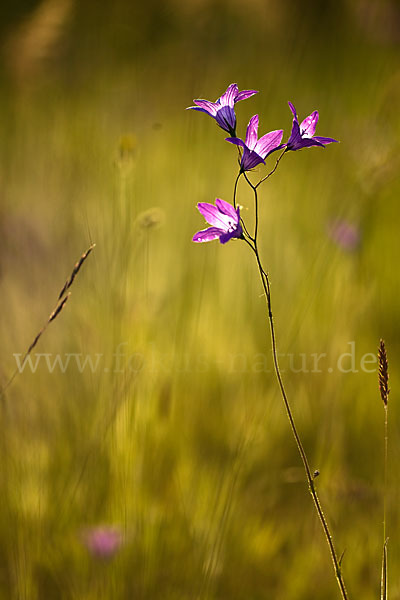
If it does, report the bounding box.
[0,0,400,598]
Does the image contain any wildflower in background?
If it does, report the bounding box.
[186,83,258,136]
[193,198,242,244]
[135,207,165,231]
[226,114,284,172]
[82,526,123,559]
[285,102,338,151]
[328,218,360,251]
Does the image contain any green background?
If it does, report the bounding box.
[0,0,399,598]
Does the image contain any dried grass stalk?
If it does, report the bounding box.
[0,244,95,397]
[378,339,390,406]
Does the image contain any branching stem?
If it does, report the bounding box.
[233,170,254,241]
[241,170,349,600]
[255,148,287,189]
[232,171,241,210]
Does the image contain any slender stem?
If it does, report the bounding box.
[241,222,253,242]
[252,243,348,600]
[383,405,388,543]
[243,172,259,242]
[255,148,287,189]
[232,171,253,241]
[381,539,388,600]
[381,405,388,600]
[241,175,349,600]
[232,171,241,210]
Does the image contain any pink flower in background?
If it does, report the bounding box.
[328,219,361,250]
[82,526,123,559]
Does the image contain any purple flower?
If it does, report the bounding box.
[226,115,284,172]
[285,102,338,151]
[193,198,243,244]
[187,83,258,136]
[82,526,123,559]
[328,219,360,251]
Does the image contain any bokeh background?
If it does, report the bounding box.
[0,0,399,598]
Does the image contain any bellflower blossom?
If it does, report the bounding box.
[285,102,338,151]
[193,198,242,244]
[187,83,258,136]
[226,115,284,172]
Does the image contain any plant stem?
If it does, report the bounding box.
[381,539,388,600]
[241,170,349,600]
[381,404,388,600]
[255,148,286,189]
[252,243,348,599]
[383,404,388,543]
[243,171,259,241]
[233,171,241,209]
[233,170,253,241]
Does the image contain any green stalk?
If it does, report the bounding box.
[240,169,349,600]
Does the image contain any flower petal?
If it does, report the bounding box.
[292,138,325,150]
[215,106,236,134]
[300,111,318,137]
[245,115,259,150]
[235,89,258,102]
[197,202,231,229]
[288,101,298,121]
[286,120,303,150]
[254,129,284,159]
[186,106,216,120]
[190,100,219,116]
[218,83,238,107]
[215,198,239,222]
[193,227,224,243]
[225,136,247,149]
[241,148,265,171]
[313,136,339,145]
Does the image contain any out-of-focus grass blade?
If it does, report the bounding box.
[0,244,95,398]
[381,538,388,600]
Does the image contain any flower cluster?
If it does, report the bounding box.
[187,84,349,600]
[188,83,338,244]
